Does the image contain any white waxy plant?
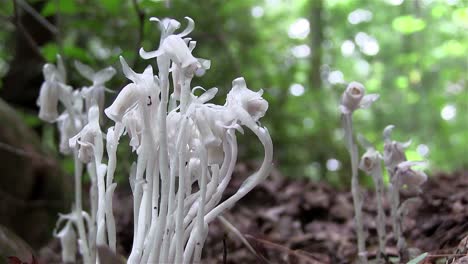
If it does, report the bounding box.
[340,81,379,264]
[38,16,273,264]
[358,136,386,263]
[383,125,427,262]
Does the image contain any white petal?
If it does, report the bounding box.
[359,93,379,109]
[93,67,116,85]
[74,61,95,82]
[139,48,163,60]
[177,16,195,37]
[383,125,395,141]
[120,56,138,83]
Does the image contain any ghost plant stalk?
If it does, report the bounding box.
[383,125,427,262]
[37,55,93,264]
[38,16,273,264]
[358,136,386,263]
[340,82,379,263]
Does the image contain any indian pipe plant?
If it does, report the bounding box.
[37,17,273,264]
[340,82,428,263]
[36,14,430,264]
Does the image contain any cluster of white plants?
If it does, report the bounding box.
[37,17,273,264]
[340,82,427,263]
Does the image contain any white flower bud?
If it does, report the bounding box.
[140,35,199,69]
[122,108,143,152]
[105,83,140,122]
[227,77,268,122]
[383,125,411,171]
[69,105,102,163]
[37,81,60,122]
[339,81,379,114]
[359,148,381,174]
[57,113,81,155]
[395,161,427,188]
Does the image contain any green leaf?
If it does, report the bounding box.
[406,252,428,264]
[101,0,120,14]
[41,0,79,16]
[41,43,59,62]
[392,15,426,34]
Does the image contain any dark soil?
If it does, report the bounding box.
[38,166,468,264]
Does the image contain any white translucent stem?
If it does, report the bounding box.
[104,139,118,252]
[191,146,208,263]
[204,126,272,224]
[105,183,117,252]
[371,165,386,262]
[343,114,367,264]
[186,125,272,259]
[389,171,405,261]
[183,138,232,231]
[96,164,107,247]
[128,183,149,264]
[131,149,147,253]
[87,162,98,264]
[192,227,208,264]
[175,117,190,264]
[158,162,177,263]
[179,74,192,114]
[140,156,160,264]
[72,152,91,264]
[174,141,231,260]
[148,55,171,264]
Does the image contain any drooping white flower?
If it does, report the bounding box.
[69,105,103,163]
[57,113,81,154]
[37,55,69,122]
[339,81,379,114]
[226,77,268,122]
[105,56,158,123]
[395,161,428,189]
[359,148,382,174]
[383,125,411,172]
[122,107,143,152]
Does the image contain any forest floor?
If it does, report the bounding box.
[39,165,468,264]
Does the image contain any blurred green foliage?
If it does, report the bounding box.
[0,0,466,186]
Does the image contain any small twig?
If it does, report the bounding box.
[12,0,44,59]
[131,0,145,68]
[55,0,63,55]
[0,141,42,160]
[217,215,261,259]
[245,235,322,264]
[16,0,58,34]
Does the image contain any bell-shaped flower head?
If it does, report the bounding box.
[57,112,82,155]
[120,107,143,153]
[37,55,68,122]
[395,161,428,189]
[140,16,194,55]
[141,34,200,71]
[226,77,268,122]
[339,81,379,114]
[359,147,382,175]
[69,105,103,163]
[105,56,158,123]
[140,17,210,77]
[383,125,411,172]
